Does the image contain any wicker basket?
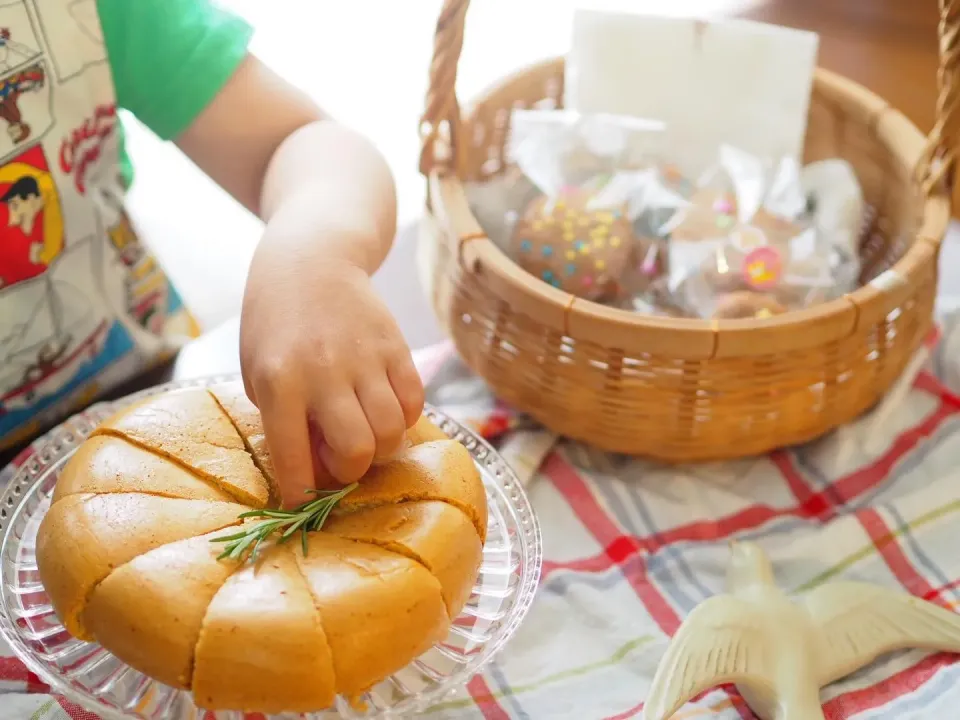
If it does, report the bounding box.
[418,0,957,460]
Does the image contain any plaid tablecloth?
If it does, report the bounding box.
[6,322,960,719]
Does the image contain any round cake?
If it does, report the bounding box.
[36,382,488,714]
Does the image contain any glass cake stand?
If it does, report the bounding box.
[0,375,542,719]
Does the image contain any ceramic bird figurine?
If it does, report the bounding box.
[643,540,960,720]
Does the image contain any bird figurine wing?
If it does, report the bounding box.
[803,581,960,686]
[643,595,776,720]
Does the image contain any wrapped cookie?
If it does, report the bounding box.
[672,220,850,319]
[503,109,669,302]
[510,186,651,299]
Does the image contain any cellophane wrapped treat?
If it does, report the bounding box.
[464,111,864,320]
[489,109,670,305]
[654,145,862,319]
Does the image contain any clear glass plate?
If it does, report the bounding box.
[0,375,542,719]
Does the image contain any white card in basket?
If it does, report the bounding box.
[565,10,819,177]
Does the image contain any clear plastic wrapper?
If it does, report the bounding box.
[498,109,669,303]
[661,146,862,319]
[463,112,865,319]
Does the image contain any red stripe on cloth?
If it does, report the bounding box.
[0,656,47,692]
[599,688,755,720]
[914,371,960,408]
[823,652,955,718]
[831,400,957,505]
[540,501,786,583]
[466,674,512,720]
[56,697,104,719]
[544,455,758,720]
[543,454,681,634]
[603,698,644,720]
[770,451,834,519]
[927,576,960,602]
[542,397,957,584]
[857,507,942,604]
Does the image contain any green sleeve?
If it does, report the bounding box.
[97,0,254,140]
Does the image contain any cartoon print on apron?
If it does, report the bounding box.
[0,0,199,450]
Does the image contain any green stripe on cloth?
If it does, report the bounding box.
[28,700,56,720]
[426,635,655,713]
[792,499,960,594]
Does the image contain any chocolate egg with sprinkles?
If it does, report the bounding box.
[510,187,654,302]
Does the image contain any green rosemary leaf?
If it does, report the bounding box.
[280,514,311,540]
[210,530,252,544]
[210,482,358,562]
[237,508,294,520]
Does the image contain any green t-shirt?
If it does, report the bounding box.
[97,0,254,183]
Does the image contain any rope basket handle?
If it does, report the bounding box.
[420,0,960,197]
[920,0,960,195]
[419,0,469,176]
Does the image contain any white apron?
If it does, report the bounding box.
[0,0,198,451]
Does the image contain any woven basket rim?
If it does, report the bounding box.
[430,58,951,360]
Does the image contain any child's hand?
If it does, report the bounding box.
[240,249,424,508]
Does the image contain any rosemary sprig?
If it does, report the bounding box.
[211,483,358,562]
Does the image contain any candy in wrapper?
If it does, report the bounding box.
[661,145,861,319]
[503,110,669,302]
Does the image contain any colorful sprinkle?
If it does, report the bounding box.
[594,237,606,248]
[582,276,594,287]
[641,246,659,276]
[550,277,562,288]
[542,245,553,257]
[610,236,622,248]
[520,239,533,252]
[563,231,575,242]
[566,250,576,260]
[713,197,734,214]
[579,244,590,255]
[595,259,606,271]
[574,240,586,251]
[565,263,576,276]
[542,270,555,282]
[533,220,544,231]
[742,246,782,290]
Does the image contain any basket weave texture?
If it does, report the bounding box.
[418,0,958,460]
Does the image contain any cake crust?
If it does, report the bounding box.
[37,386,487,713]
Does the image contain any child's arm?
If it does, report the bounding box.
[176,55,423,507]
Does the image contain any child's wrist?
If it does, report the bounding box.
[261,211,379,276]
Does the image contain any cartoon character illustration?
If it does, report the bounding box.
[0,27,38,71]
[0,146,110,416]
[107,214,169,335]
[0,62,44,143]
[0,152,63,289]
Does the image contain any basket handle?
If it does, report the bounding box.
[919,0,960,195]
[419,0,469,176]
[421,0,960,196]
